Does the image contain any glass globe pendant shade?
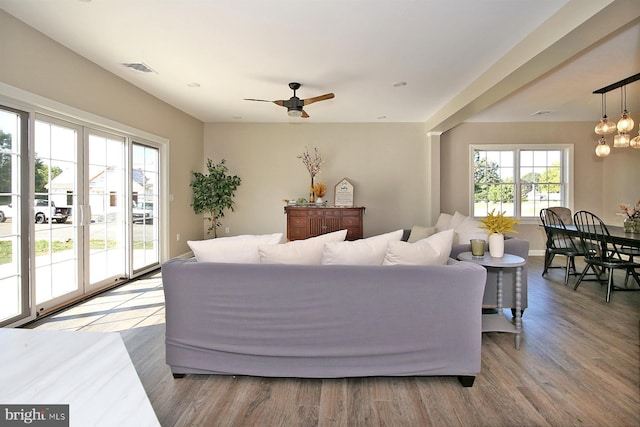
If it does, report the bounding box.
[631,130,640,149]
[595,136,611,157]
[616,110,634,133]
[595,93,617,135]
[595,116,617,135]
[613,132,630,148]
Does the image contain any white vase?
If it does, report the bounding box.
[488,233,504,257]
[315,197,323,204]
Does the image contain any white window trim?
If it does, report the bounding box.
[469,144,574,224]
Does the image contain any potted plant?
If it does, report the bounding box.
[619,199,640,233]
[190,159,241,238]
[479,209,519,257]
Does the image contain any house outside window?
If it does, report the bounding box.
[470,144,573,221]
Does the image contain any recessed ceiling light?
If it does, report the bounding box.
[393,81,407,88]
[531,110,553,116]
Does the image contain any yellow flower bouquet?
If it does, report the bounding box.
[479,209,519,235]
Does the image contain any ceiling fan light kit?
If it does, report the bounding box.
[592,73,640,156]
[245,82,334,119]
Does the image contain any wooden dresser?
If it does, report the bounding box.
[285,206,365,241]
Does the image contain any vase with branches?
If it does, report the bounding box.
[619,199,640,233]
[298,146,323,203]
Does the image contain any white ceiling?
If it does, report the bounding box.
[1,0,639,130]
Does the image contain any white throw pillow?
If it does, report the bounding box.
[448,211,467,230]
[322,229,404,265]
[434,213,453,232]
[258,230,348,265]
[383,229,454,266]
[407,225,436,243]
[188,233,284,263]
[454,216,489,245]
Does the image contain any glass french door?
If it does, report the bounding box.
[33,118,82,307]
[0,106,28,326]
[86,131,127,289]
[131,143,159,272]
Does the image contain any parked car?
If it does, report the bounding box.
[0,204,13,222]
[133,202,154,224]
[34,199,71,224]
[0,200,71,224]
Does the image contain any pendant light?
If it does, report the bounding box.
[616,86,634,132]
[595,136,611,157]
[613,132,630,148]
[594,93,617,135]
[631,130,640,149]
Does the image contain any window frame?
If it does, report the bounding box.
[469,144,574,224]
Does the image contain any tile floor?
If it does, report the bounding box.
[25,270,165,332]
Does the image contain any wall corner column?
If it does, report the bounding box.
[425,131,442,225]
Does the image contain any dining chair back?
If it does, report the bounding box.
[540,208,584,286]
[573,210,640,302]
[548,206,573,225]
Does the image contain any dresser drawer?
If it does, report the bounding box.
[290,217,308,227]
[341,216,360,227]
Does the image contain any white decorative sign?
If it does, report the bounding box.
[334,178,354,207]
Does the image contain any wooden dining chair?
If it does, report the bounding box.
[619,245,640,287]
[540,208,587,286]
[573,210,640,302]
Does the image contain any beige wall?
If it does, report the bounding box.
[206,120,639,251]
[204,123,431,238]
[441,122,640,252]
[0,10,204,258]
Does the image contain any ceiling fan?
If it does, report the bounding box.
[245,82,335,118]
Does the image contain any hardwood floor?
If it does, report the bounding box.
[25,256,640,426]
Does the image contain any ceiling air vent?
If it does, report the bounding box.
[121,62,156,73]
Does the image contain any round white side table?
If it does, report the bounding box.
[458,252,526,349]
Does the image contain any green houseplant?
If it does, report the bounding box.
[190,159,241,237]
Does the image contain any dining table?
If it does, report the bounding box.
[548,224,640,249]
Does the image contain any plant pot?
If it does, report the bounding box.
[488,233,505,257]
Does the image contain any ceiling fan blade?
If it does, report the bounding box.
[244,98,287,107]
[303,93,335,106]
[301,110,310,118]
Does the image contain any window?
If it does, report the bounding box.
[471,145,573,220]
